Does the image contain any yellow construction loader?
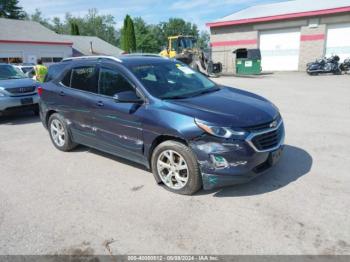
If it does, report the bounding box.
[160,35,222,77]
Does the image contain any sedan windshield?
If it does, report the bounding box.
[0,65,27,80]
[130,62,219,99]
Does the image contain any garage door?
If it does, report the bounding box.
[259,29,300,71]
[326,24,350,62]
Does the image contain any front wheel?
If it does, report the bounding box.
[33,105,39,116]
[151,141,202,195]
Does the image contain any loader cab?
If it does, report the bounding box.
[160,36,196,58]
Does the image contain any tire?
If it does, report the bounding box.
[48,113,77,152]
[334,68,342,75]
[33,105,39,116]
[151,140,202,195]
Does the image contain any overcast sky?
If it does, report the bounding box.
[18,0,288,31]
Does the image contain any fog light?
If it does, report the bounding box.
[211,155,229,169]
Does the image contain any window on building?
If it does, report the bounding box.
[98,67,135,97]
[53,57,63,63]
[41,57,63,63]
[0,57,23,64]
[70,66,98,93]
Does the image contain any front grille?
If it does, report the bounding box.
[244,114,281,132]
[6,86,36,94]
[251,123,284,151]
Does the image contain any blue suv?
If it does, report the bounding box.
[39,55,285,195]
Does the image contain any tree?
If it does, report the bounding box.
[160,18,199,42]
[121,15,136,53]
[70,22,80,35]
[197,31,210,49]
[51,17,65,34]
[29,8,51,28]
[0,0,26,19]
[132,17,201,53]
[133,17,162,53]
[26,8,118,46]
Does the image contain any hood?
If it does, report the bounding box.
[162,87,279,127]
[0,78,37,89]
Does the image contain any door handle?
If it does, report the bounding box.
[59,91,65,96]
[96,101,104,107]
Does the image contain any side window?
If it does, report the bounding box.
[61,69,71,86]
[45,64,67,82]
[99,67,135,97]
[70,66,98,93]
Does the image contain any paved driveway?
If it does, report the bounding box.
[0,72,349,255]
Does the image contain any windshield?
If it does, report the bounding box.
[130,62,218,99]
[0,65,27,80]
[179,37,195,49]
[21,67,34,73]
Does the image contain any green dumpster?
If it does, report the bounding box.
[234,48,262,75]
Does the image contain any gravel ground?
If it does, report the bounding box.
[0,72,349,255]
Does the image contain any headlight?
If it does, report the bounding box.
[195,119,247,139]
[0,88,6,97]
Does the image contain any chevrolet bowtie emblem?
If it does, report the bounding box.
[270,120,278,128]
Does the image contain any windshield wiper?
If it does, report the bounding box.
[187,87,220,98]
[7,76,24,79]
[161,88,220,100]
[162,95,191,100]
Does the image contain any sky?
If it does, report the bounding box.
[18,0,288,31]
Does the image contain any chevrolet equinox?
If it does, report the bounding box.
[39,55,285,195]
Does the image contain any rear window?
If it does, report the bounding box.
[45,63,68,82]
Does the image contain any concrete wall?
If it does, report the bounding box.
[211,25,258,74]
[298,23,326,71]
[0,43,72,63]
[209,12,350,73]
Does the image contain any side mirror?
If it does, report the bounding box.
[113,91,143,103]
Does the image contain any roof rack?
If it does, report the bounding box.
[62,56,122,63]
[121,53,167,58]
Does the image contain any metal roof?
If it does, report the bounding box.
[0,18,72,45]
[208,0,350,27]
[60,35,123,56]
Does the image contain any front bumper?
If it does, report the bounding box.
[190,122,285,190]
[0,93,39,111]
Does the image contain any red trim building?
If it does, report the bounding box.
[207,0,350,72]
[0,18,73,64]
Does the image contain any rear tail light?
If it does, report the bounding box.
[37,86,43,96]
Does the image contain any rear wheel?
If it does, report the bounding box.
[48,113,77,151]
[334,68,342,75]
[151,140,202,195]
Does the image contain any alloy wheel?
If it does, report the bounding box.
[50,119,66,147]
[157,150,189,189]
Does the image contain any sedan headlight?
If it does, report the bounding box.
[195,119,247,139]
[0,88,6,97]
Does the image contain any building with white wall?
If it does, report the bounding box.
[0,18,73,64]
[207,0,350,73]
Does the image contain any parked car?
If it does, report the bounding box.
[14,64,35,74]
[0,63,39,116]
[39,55,285,195]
